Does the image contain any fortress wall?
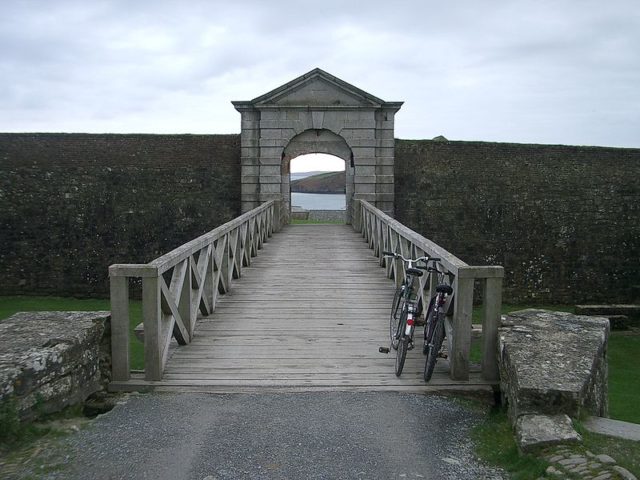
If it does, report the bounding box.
[394,139,640,303]
[0,133,241,296]
[2,133,638,303]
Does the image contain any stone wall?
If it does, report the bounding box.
[0,311,111,420]
[2,133,638,303]
[0,133,241,296]
[394,139,640,304]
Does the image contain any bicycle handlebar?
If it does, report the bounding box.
[382,251,440,264]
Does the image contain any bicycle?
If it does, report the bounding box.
[422,264,453,382]
[379,251,439,377]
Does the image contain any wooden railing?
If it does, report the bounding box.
[109,200,281,382]
[353,199,504,382]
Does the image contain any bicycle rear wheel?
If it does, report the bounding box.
[424,314,444,382]
[395,336,409,377]
[395,308,409,376]
[389,284,404,350]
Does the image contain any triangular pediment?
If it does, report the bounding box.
[247,68,386,108]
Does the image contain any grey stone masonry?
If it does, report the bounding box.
[233,68,402,223]
[499,309,609,425]
[0,311,111,420]
[515,414,581,453]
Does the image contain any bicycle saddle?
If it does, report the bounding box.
[406,268,424,277]
[436,284,453,294]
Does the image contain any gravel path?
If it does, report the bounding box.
[27,392,505,479]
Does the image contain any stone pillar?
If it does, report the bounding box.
[239,108,260,213]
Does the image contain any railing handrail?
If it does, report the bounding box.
[109,200,281,383]
[359,200,467,275]
[109,200,275,277]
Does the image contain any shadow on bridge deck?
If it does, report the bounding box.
[114,225,496,394]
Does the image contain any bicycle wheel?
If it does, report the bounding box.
[422,295,437,355]
[424,314,445,382]
[395,336,409,377]
[389,284,404,350]
[395,308,409,376]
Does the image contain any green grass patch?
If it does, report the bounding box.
[290,218,345,224]
[607,331,640,424]
[472,409,640,479]
[0,400,89,477]
[0,296,144,370]
[471,407,550,479]
[576,423,640,477]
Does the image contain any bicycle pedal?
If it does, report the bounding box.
[407,343,415,351]
[379,347,390,354]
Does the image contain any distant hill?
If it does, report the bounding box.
[291,171,345,194]
[290,171,324,181]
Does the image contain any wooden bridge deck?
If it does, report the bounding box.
[116,224,495,393]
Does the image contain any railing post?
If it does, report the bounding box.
[109,274,130,382]
[273,200,282,233]
[180,258,194,340]
[143,274,163,381]
[450,269,474,381]
[352,199,362,233]
[481,272,503,381]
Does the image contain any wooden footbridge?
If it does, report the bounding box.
[108,200,503,393]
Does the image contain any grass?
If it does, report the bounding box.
[471,407,550,479]
[607,331,640,424]
[291,218,345,224]
[576,422,640,477]
[0,400,90,477]
[0,296,144,370]
[472,407,640,479]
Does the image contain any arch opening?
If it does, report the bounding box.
[290,154,346,222]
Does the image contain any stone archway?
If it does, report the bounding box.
[232,68,402,223]
[282,129,353,223]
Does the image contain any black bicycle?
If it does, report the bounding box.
[380,251,439,377]
[422,264,453,382]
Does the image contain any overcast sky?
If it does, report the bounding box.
[1,0,639,148]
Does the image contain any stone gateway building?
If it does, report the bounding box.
[233,68,401,223]
[0,68,639,304]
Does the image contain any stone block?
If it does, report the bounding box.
[260,165,281,176]
[499,309,609,425]
[351,146,376,157]
[260,129,283,140]
[260,146,284,158]
[376,183,395,194]
[354,180,377,192]
[515,414,582,453]
[0,311,111,420]
[241,183,258,195]
[260,183,281,194]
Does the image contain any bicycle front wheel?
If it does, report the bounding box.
[424,315,445,382]
[389,284,404,350]
[422,295,437,355]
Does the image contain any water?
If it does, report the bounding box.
[291,193,346,210]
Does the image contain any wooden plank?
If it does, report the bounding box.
[142,276,163,381]
[450,276,474,381]
[109,275,130,382]
[481,276,503,381]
